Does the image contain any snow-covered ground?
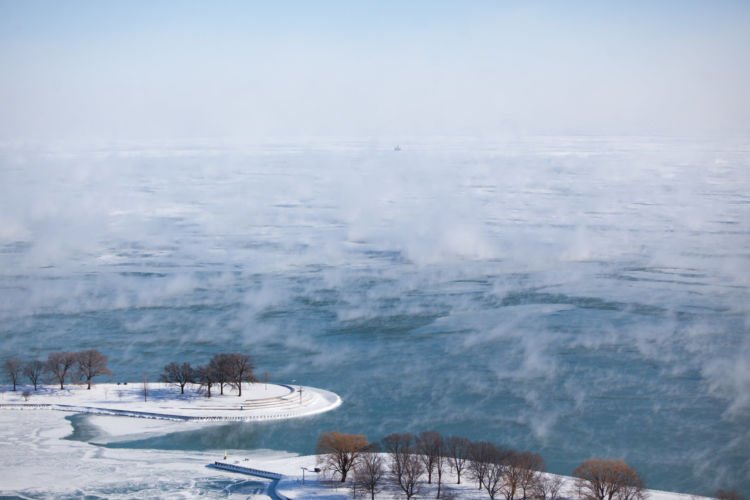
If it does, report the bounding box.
[0,392,714,499]
[0,381,342,421]
[269,457,713,500]
[0,409,292,498]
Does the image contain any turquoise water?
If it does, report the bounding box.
[2,138,748,495]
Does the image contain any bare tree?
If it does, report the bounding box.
[434,435,448,498]
[465,442,508,500]
[383,432,413,455]
[484,459,506,500]
[196,364,215,398]
[501,451,545,500]
[518,452,545,500]
[397,451,425,499]
[383,433,424,500]
[574,459,647,500]
[77,349,112,389]
[417,431,446,498]
[469,441,499,490]
[46,352,77,389]
[316,431,368,483]
[23,360,45,390]
[446,436,471,485]
[225,353,256,397]
[417,431,442,485]
[161,362,194,394]
[383,433,413,488]
[535,474,564,500]
[354,445,386,500]
[3,357,23,391]
[209,353,231,395]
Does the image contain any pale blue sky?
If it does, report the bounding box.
[1,1,749,141]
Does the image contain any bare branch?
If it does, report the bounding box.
[316,431,369,483]
[3,357,23,391]
[76,349,112,389]
[574,458,647,500]
[45,352,77,390]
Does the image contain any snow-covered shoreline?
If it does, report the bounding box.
[0,395,717,499]
[0,381,342,421]
[0,409,288,497]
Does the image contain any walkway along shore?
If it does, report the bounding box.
[208,461,291,500]
[0,382,343,422]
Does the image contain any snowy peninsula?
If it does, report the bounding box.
[0,381,342,421]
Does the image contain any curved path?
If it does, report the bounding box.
[208,461,290,500]
[0,382,342,422]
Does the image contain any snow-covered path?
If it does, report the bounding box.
[0,381,342,421]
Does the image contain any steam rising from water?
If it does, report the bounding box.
[1,137,748,494]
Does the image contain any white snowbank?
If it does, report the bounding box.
[0,381,341,421]
[0,388,714,499]
[0,410,275,497]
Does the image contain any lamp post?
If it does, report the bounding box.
[301,467,320,484]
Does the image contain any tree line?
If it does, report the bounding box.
[3,351,259,399]
[161,352,257,397]
[3,349,111,391]
[316,430,648,500]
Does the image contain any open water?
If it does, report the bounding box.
[1,137,748,495]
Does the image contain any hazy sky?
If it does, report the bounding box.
[1,0,749,142]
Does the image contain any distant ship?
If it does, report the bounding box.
[394,145,401,151]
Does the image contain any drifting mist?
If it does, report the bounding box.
[1,137,748,493]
